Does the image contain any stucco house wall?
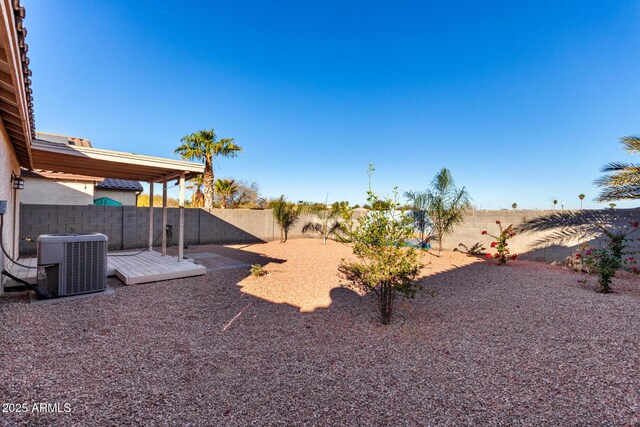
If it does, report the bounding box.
[21,177,94,205]
[0,124,21,291]
[94,189,137,206]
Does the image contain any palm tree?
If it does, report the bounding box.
[609,203,617,209]
[512,203,518,210]
[270,195,301,242]
[596,136,640,202]
[174,129,242,208]
[301,199,342,244]
[422,168,471,256]
[186,175,205,208]
[404,190,431,248]
[578,194,585,210]
[553,199,558,210]
[214,179,238,209]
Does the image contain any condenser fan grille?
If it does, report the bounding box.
[64,240,106,295]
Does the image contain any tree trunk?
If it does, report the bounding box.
[220,194,227,209]
[283,228,288,243]
[280,226,284,243]
[195,189,204,208]
[203,158,214,209]
[379,283,394,325]
[438,231,443,256]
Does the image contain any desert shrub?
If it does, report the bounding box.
[339,188,424,325]
[525,212,640,293]
[454,242,485,255]
[571,225,639,293]
[482,221,517,264]
[250,264,267,277]
[567,244,598,274]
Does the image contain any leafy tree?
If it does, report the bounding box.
[420,168,471,256]
[339,188,423,325]
[227,180,263,209]
[578,194,585,210]
[214,179,238,209]
[512,202,518,210]
[137,193,179,207]
[404,190,432,248]
[174,129,242,208]
[301,197,342,244]
[370,199,392,210]
[595,136,640,202]
[609,203,617,210]
[270,195,301,242]
[553,199,558,209]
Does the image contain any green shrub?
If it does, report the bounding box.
[338,188,424,325]
[250,264,267,277]
[569,222,640,293]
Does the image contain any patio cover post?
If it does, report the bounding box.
[178,173,185,262]
[148,181,154,252]
[162,179,167,256]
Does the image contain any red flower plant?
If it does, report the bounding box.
[483,221,516,265]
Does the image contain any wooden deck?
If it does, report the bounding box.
[108,251,206,285]
[6,251,206,287]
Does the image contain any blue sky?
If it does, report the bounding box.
[23,0,640,209]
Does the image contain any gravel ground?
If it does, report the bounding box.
[1,238,639,426]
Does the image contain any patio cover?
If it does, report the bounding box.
[29,138,204,262]
[30,138,203,182]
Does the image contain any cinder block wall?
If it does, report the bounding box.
[441,209,640,262]
[19,206,337,255]
[18,205,640,262]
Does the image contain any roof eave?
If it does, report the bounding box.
[0,0,34,168]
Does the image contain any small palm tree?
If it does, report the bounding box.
[270,195,300,242]
[578,193,585,210]
[301,200,342,244]
[424,168,471,256]
[595,135,640,202]
[512,202,518,210]
[174,129,242,208]
[404,190,431,248]
[553,199,558,210]
[609,203,617,209]
[214,179,238,209]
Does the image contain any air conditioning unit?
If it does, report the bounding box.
[36,233,108,298]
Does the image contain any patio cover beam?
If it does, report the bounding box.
[30,139,204,183]
[148,181,154,252]
[162,179,167,256]
[178,173,185,262]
